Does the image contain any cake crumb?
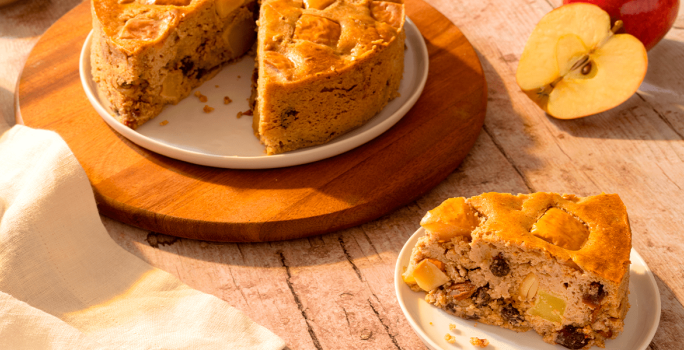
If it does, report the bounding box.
[203,105,214,113]
[194,91,208,103]
[243,109,253,116]
[449,324,457,331]
[237,111,243,118]
[444,333,456,344]
[429,322,433,326]
[215,85,219,88]
[224,96,232,104]
[470,337,489,348]
[159,120,169,126]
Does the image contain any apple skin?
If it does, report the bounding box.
[563,0,680,50]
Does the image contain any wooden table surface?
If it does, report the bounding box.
[2,0,684,349]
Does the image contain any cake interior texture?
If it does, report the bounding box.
[403,193,631,349]
[91,0,258,129]
[91,0,405,155]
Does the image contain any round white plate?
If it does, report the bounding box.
[394,227,661,350]
[80,18,428,169]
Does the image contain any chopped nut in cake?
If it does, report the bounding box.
[403,193,631,349]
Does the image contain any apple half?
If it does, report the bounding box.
[516,3,648,119]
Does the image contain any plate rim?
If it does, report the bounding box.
[394,227,661,350]
[79,17,429,169]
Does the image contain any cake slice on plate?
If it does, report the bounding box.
[402,192,631,349]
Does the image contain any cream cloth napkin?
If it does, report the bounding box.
[0,122,286,350]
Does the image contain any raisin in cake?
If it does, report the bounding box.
[251,0,405,154]
[91,0,257,128]
[402,193,631,349]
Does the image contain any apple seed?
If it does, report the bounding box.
[581,62,592,75]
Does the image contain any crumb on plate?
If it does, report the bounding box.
[159,120,169,126]
[449,324,457,331]
[194,91,208,103]
[444,333,456,344]
[203,105,214,113]
[224,96,232,104]
[470,337,489,348]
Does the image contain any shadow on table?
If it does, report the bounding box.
[550,38,684,141]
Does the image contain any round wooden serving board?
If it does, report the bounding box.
[17,0,486,242]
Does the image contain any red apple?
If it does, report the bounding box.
[563,0,680,50]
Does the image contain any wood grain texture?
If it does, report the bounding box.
[5,0,684,349]
[17,0,487,242]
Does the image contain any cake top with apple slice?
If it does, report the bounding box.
[515,3,647,120]
[92,0,249,54]
[420,192,632,283]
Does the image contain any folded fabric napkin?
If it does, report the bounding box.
[0,121,286,349]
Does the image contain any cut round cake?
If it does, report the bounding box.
[91,0,258,129]
[250,0,405,154]
[91,0,405,155]
[402,193,631,349]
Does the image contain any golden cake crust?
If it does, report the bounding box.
[468,192,631,284]
[93,0,247,54]
[252,0,405,154]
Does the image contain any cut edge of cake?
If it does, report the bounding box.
[91,0,257,129]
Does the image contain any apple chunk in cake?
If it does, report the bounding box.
[402,193,631,349]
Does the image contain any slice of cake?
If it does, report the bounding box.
[91,0,257,128]
[402,193,631,349]
[250,0,405,154]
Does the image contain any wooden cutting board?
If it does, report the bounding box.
[17,0,486,242]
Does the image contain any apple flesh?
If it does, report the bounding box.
[564,0,680,51]
[516,3,648,119]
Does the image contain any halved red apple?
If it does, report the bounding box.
[516,3,648,119]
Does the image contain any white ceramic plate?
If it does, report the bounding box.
[80,18,428,169]
[395,228,661,350]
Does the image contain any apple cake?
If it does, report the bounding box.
[250,0,405,154]
[91,0,258,128]
[402,193,631,349]
[91,0,405,155]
